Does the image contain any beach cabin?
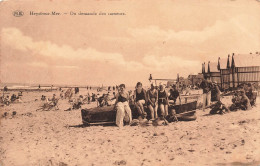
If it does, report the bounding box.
[230,53,260,88]
[201,61,222,87]
[206,61,221,86]
[218,55,233,89]
[188,74,203,86]
[201,62,210,79]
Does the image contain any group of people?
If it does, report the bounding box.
[200,76,257,115]
[0,92,23,106]
[114,82,180,127]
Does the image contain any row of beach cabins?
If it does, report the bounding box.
[196,52,260,90]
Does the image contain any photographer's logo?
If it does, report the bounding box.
[13,10,24,17]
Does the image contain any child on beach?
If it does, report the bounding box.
[114,84,132,127]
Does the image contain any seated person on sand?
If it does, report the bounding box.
[41,95,46,101]
[229,91,242,111]
[60,90,64,99]
[240,90,252,111]
[16,96,22,103]
[64,95,83,111]
[134,82,148,118]
[209,101,230,115]
[98,94,105,106]
[245,83,256,106]
[3,96,10,105]
[114,84,132,127]
[104,93,112,106]
[169,85,179,105]
[98,94,111,107]
[91,93,96,102]
[147,84,158,120]
[49,94,59,109]
[73,95,83,109]
[158,85,169,117]
[11,94,17,102]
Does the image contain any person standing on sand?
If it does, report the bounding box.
[134,82,148,118]
[200,76,213,111]
[158,85,169,117]
[211,81,221,102]
[147,84,158,120]
[169,85,180,105]
[114,84,132,127]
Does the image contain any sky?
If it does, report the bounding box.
[0,0,260,86]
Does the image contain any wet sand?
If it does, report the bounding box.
[0,91,259,166]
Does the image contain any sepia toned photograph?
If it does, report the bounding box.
[0,0,260,165]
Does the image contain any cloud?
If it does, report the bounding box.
[127,14,260,46]
[1,27,144,71]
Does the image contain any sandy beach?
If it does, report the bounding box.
[0,90,259,166]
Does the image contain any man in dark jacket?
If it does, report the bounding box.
[169,85,180,104]
[211,81,221,102]
[200,76,213,111]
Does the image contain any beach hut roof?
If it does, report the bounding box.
[206,61,219,73]
[232,54,260,67]
[218,58,228,69]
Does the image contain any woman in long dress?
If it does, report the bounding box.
[114,84,132,127]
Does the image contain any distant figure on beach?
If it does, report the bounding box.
[98,93,111,107]
[60,90,64,99]
[200,76,213,111]
[41,95,46,101]
[134,82,147,118]
[113,92,116,98]
[147,84,158,120]
[11,94,17,102]
[169,85,179,104]
[91,93,96,102]
[38,84,41,89]
[75,87,79,94]
[114,84,132,127]
[158,85,169,117]
[3,86,8,97]
[245,83,257,106]
[113,86,115,91]
[50,94,59,110]
[86,93,91,104]
[3,95,10,105]
[18,91,23,97]
[70,95,83,110]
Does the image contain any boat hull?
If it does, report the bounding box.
[81,101,197,125]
